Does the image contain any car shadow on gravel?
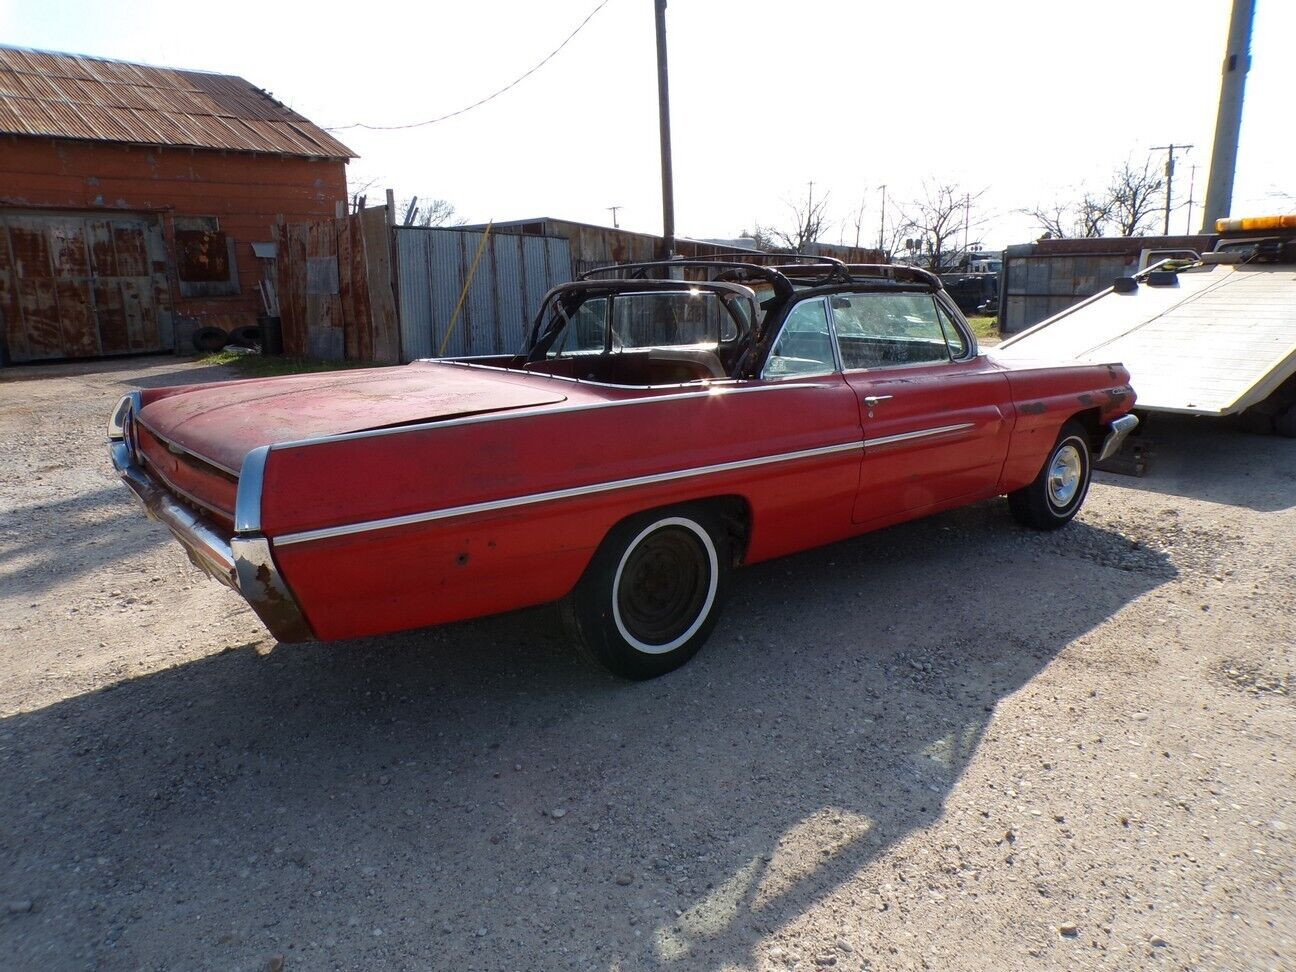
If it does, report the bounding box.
[1100,413,1296,513]
[0,502,1174,971]
[0,486,168,597]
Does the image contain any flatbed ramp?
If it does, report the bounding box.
[995,263,1296,416]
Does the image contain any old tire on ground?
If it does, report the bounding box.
[192,326,229,353]
[1008,421,1092,530]
[562,505,731,680]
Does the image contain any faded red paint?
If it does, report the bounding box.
[131,356,1135,642]
[1,136,347,345]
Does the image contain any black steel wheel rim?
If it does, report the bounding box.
[616,527,710,646]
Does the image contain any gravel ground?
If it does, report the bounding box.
[1,356,1293,972]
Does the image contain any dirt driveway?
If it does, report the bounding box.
[1,356,1292,971]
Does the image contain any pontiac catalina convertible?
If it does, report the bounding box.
[110,256,1137,678]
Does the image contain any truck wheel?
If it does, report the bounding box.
[562,506,731,680]
[1007,421,1092,530]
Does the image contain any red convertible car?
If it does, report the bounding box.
[109,257,1137,678]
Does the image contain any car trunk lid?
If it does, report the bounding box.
[133,363,568,522]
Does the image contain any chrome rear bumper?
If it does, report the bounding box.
[1097,413,1140,462]
[109,395,313,642]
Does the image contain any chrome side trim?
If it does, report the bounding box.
[275,439,865,547]
[433,357,739,391]
[1097,413,1139,462]
[235,446,270,534]
[865,423,976,448]
[269,379,838,452]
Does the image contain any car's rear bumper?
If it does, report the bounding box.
[1097,413,1139,462]
[109,395,313,643]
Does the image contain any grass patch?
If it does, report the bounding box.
[197,350,381,378]
[965,315,999,341]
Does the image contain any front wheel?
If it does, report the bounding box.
[1007,421,1092,530]
[562,506,731,680]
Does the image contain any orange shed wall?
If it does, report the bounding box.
[0,136,348,331]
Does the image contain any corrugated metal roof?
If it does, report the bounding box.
[0,45,354,159]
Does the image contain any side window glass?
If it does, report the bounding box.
[936,302,970,358]
[762,299,836,378]
[550,298,607,357]
[831,293,952,369]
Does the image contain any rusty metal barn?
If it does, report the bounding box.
[0,45,353,365]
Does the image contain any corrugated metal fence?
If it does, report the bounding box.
[395,227,572,360]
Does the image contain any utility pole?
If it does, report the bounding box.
[1151,143,1193,235]
[1201,0,1255,230]
[962,192,970,265]
[606,205,622,229]
[653,0,675,260]
[1185,164,1198,235]
[877,184,887,255]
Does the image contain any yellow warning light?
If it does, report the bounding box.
[1216,214,1296,233]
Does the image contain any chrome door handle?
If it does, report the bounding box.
[863,395,893,407]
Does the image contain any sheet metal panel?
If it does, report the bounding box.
[0,45,353,158]
[996,264,1296,415]
[394,228,572,363]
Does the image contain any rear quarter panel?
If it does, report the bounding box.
[260,380,864,640]
[994,358,1135,491]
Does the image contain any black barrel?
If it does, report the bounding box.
[258,315,284,355]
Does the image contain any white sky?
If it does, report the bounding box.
[4,0,1294,248]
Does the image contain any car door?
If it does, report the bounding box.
[831,290,1013,525]
[746,295,867,553]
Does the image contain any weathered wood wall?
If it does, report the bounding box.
[276,206,399,363]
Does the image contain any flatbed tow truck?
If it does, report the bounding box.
[995,215,1296,472]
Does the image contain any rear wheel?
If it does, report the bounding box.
[1008,421,1092,530]
[562,506,731,680]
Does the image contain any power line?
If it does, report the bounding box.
[326,0,615,132]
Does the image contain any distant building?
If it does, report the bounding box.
[0,46,353,364]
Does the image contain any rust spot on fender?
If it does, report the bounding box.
[1019,401,1047,415]
[1078,393,1096,406]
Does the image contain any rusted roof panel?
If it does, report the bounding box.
[0,45,354,159]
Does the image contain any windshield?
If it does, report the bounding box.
[611,291,737,349]
[532,288,746,359]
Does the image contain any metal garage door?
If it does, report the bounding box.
[0,211,172,363]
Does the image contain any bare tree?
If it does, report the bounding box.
[1024,192,1112,239]
[1026,156,1166,240]
[1108,158,1164,236]
[1078,192,1115,237]
[1025,202,1071,240]
[396,196,466,228]
[349,175,381,214]
[898,183,987,271]
[767,183,833,253]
